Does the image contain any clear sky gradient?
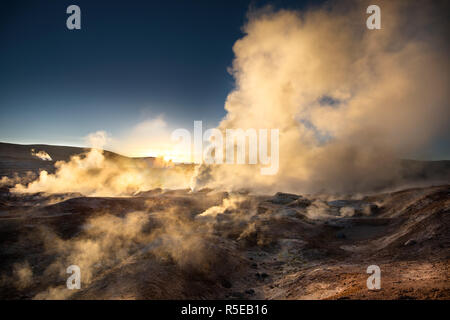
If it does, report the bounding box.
[0,0,317,148]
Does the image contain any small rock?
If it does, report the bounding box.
[245,289,255,295]
[256,272,269,279]
[230,291,245,299]
[404,239,417,246]
[257,206,269,214]
[221,279,232,288]
[287,198,311,208]
[268,192,301,205]
[277,208,299,218]
[336,232,347,239]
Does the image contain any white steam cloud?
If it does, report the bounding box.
[192,0,449,194]
[10,0,450,196]
[13,131,194,196]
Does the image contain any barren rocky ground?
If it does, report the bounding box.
[0,183,448,300]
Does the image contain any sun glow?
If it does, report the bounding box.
[143,148,193,164]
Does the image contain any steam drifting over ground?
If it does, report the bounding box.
[8,0,450,197]
[0,185,448,299]
[11,131,194,196]
[193,0,450,194]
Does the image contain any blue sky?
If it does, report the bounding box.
[0,0,317,148]
[0,0,448,160]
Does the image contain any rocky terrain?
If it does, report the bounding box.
[0,142,161,178]
[0,182,448,299]
[0,142,448,299]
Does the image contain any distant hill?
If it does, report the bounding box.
[396,159,450,189]
[0,142,448,189]
[0,142,130,162]
[0,142,156,177]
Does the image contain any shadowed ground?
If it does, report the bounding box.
[0,183,448,299]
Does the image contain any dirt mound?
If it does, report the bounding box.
[0,185,448,299]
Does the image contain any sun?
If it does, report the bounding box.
[146,148,192,164]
